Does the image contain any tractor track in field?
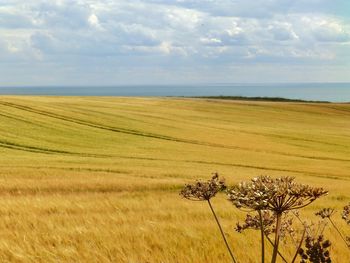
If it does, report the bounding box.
[0,112,48,128]
[118,110,350,150]
[1,165,131,175]
[1,100,350,163]
[114,109,350,149]
[201,124,350,149]
[0,140,110,157]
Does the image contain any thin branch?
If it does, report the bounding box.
[328,217,350,249]
[265,234,288,263]
[207,200,238,263]
[291,228,306,263]
[258,210,265,263]
[271,213,282,263]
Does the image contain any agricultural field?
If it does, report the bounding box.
[0,96,349,262]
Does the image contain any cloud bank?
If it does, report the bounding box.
[0,0,349,85]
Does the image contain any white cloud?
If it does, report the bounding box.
[267,21,299,41]
[88,13,100,28]
[303,16,350,42]
[0,0,349,85]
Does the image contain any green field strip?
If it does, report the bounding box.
[0,101,200,142]
[112,105,350,150]
[0,153,348,180]
[1,100,350,164]
[194,122,350,149]
[203,98,348,117]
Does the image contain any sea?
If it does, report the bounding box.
[0,83,349,102]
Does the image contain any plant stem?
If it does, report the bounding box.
[291,228,306,263]
[258,210,265,263]
[271,213,282,263]
[265,234,288,263]
[207,200,237,263]
[328,217,350,249]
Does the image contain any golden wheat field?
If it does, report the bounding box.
[0,96,349,262]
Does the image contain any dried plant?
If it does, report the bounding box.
[180,173,226,201]
[180,174,237,263]
[343,204,350,248]
[227,176,273,211]
[178,175,342,263]
[235,211,276,236]
[315,208,335,219]
[235,211,292,263]
[342,203,350,225]
[315,208,350,249]
[235,211,295,239]
[228,176,328,263]
[279,213,296,241]
[298,235,331,263]
[228,176,328,214]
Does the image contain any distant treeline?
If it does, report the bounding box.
[191,96,331,103]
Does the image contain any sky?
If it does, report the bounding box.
[0,0,349,86]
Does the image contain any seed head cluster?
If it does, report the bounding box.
[315,208,335,219]
[279,213,295,240]
[342,203,350,225]
[179,174,334,263]
[235,211,295,238]
[298,235,331,263]
[180,173,226,201]
[235,211,276,235]
[228,176,273,211]
[228,176,328,214]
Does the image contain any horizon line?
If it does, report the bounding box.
[0,82,350,88]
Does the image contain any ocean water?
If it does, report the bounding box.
[0,83,349,102]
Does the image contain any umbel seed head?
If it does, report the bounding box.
[315,208,335,219]
[180,173,226,201]
[228,176,328,213]
[342,203,350,225]
[235,210,295,238]
[298,235,332,263]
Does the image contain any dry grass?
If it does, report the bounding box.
[0,96,349,262]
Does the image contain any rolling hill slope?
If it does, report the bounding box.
[0,96,349,262]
